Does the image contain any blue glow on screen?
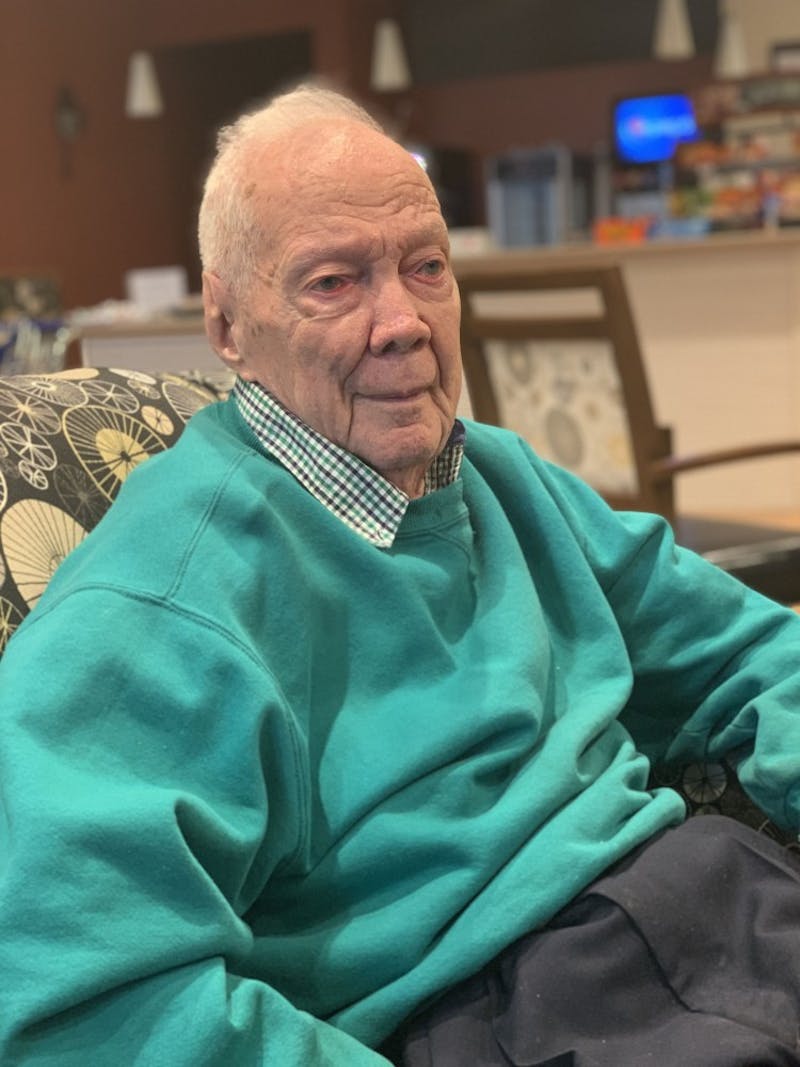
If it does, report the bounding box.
[614,94,699,165]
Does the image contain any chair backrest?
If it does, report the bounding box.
[0,366,231,656]
[457,258,676,519]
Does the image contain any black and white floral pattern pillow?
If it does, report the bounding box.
[0,366,231,654]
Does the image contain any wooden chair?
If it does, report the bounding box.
[456,257,800,602]
[458,258,800,845]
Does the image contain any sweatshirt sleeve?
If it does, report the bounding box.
[0,587,391,1066]
[530,451,800,833]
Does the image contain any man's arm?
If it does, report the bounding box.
[0,588,390,1065]
[608,521,799,830]
[536,453,800,832]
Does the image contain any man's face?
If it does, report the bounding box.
[208,121,462,498]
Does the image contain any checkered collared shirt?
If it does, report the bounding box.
[233,378,465,549]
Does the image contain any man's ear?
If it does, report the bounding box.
[202,272,246,374]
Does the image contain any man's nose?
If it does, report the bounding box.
[369,279,431,355]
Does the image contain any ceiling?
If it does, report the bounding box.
[400,0,719,84]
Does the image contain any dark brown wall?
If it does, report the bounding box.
[404,57,714,157]
[2,1,156,309]
[0,0,712,310]
[0,0,380,309]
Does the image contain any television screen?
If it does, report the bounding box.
[613,93,699,165]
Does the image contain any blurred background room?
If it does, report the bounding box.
[3,0,800,592]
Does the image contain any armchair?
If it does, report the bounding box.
[457,258,800,604]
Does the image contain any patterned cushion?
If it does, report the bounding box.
[484,339,638,495]
[0,366,232,654]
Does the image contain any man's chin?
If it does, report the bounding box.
[356,429,448,496]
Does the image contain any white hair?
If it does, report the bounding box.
[198,83,383,297]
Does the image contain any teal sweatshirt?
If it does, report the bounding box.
[0,398,798,1065]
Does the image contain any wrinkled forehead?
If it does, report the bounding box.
[278,119,433,185]
[249,120,444,243]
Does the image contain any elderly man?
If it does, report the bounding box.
[0,84,799,1067]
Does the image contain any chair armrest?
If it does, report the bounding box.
[649,439,800,482]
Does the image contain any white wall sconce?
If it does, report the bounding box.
[653,0,696,60]
[370,18,412,92]
[125,51,163,118]
[714,0,749,79]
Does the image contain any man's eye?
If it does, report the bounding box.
[417,259,445,279]
[311,275,347,293]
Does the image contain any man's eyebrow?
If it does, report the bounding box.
[283,237,377,278]
[281,222,450,281]
[406,223,451,253]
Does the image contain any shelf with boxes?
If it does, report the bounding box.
[610,75,800,238]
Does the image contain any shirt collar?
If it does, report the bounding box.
[233,378,465,549]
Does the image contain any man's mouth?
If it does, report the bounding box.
[366,387,428,402]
